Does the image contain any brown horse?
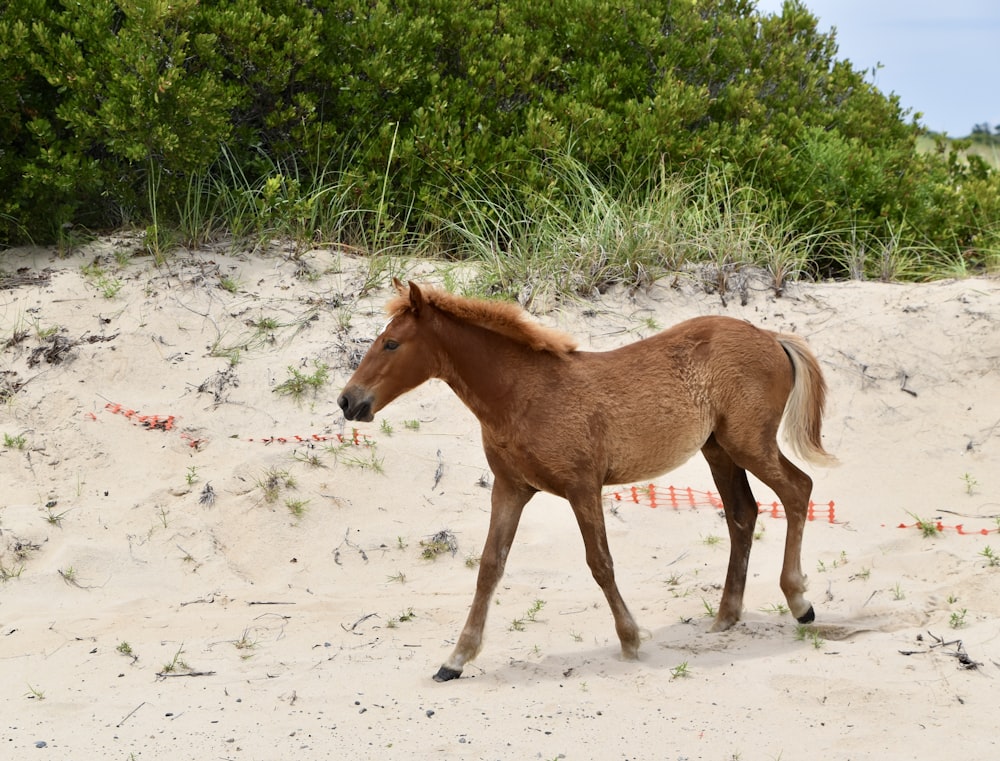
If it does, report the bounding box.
[338,280,836,682]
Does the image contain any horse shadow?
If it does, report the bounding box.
[487,610,902,685]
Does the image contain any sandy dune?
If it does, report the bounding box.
[2,240,998,759]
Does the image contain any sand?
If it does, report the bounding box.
[1,239,998,760]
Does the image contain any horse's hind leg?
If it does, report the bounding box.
[702,435,762,631]
[738,448,816,625]
[434,475,534,682]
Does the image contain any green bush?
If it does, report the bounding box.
[0,0,321,241]
[1,0,997,278]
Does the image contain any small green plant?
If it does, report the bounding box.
[464,553,481,569]
[292,449,325,468]
[25,684,45,700]
[386,571,407,584]
[510,599,546,631]
[273,362,329,401]
[160,645,191,674]
[761,602,790,616]
[117,641,138,664]
[960,472,978,496]
[3,433,26,449]
[380,419,394,436]
[387,608,416,628]
[219,274,240,293]
[254,316,280,332]
[892,582,905,601]
[403,419,421,431]
[907,512,941,538]
[257,467,295,504]
[949,609,968,629]
[234,629,257,652]
[44,507,69,526]
[669,661,691,680]
[816,551,848,573]
[338,447,385,474]
[702,534,722,547]
[701,598,716,618]
[420,530,458,560]
[0,560,25,581]
[185,466,199,485]
[58,566,79,585]
[286,498,309,520]
[795,624,824,649]
[980,546,999,567]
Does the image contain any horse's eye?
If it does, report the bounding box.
[384,339,400,351]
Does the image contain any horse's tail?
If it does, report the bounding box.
[776,333,838,467]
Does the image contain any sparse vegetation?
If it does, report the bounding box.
[980,546,999,568]
[960,472,978,496]
[44,507,69,526]
[420,530,458,560]
[273,362,329,401]
[670,661,691,680]
[795,624,824,650]
[510,599,546,632]
[160,645,191,674]
[3,433,26,449]
[949,609,968,630]
[387,608,416,628]
[286,498,309,521]
[257,467,296,504]
[234,629,257,652]
[761,602,790,616]
[908,512,941,538]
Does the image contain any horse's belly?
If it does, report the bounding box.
[604,418,711,486]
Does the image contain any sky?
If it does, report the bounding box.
[753,0,1000,136]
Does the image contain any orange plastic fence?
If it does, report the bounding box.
[606,483,837,523]
[93,401,372,449]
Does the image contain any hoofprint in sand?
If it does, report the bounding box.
[1,240,997,760]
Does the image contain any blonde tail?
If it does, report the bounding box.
[777,333,838,466]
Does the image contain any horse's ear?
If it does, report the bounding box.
[407,281,424,316]
[392,277,406,295]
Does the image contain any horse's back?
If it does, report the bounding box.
[565,315,795,484]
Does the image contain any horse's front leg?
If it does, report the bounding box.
[569,489,641,661]
[434,475,535,682]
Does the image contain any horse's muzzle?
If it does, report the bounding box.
[337,388,374,422]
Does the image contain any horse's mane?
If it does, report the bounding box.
[387,285,578,355]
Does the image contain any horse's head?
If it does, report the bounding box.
[337,279,435,422]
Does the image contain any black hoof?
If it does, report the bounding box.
[796,605,816,624]
[433,665,462,682]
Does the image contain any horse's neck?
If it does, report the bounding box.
[433,314,536,427]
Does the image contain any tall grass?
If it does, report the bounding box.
[160,148,995,301]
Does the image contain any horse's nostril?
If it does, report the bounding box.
[337,394,349,412]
